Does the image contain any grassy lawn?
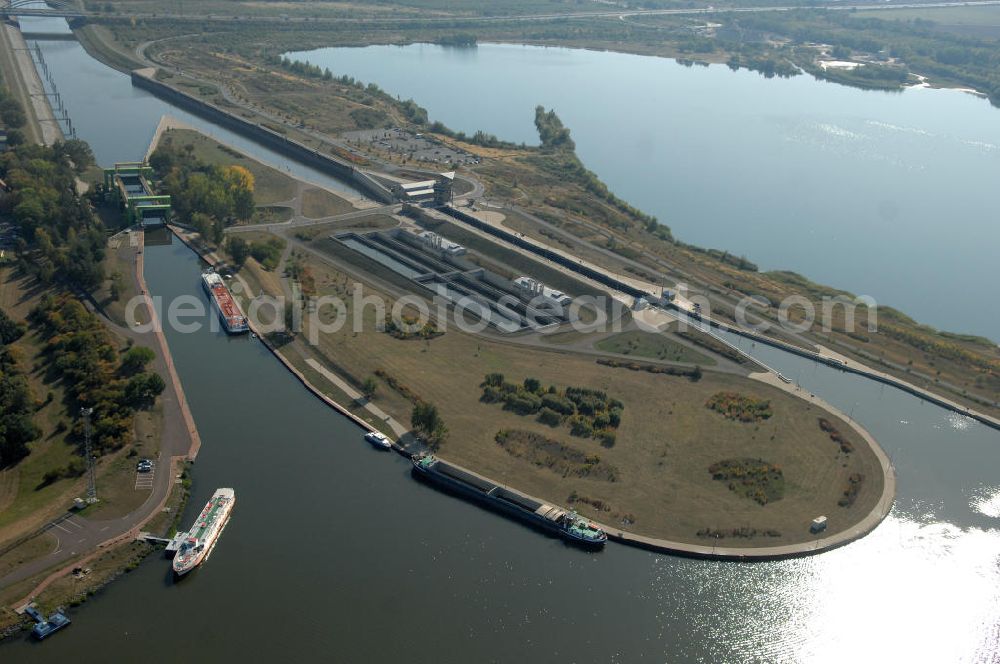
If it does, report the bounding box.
[301,186,355,219]
[595,330,715,365]
[158,128,299,204]
[290,213,400,241]
[254,205,294,224]
[243,244,885,547]
[94,237,148,329]
[0,533,56,580]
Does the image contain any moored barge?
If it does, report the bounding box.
[411,455,607,547]
[202,269,249,334]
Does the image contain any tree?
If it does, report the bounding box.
[361,375,378,399]
[211,218,225,245]
[124,372,165,408]
[55,139,95,173]
[191,212,213,239]
[5,129,25,147]
[120,345,155,376]
[227,236,250,268]
[0,307,26,344]
[411,402,447,446]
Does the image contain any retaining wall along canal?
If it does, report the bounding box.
[129,70,396,204]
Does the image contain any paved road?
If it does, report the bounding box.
[74,1,1000,25]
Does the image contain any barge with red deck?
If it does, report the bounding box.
[202,269,249,334]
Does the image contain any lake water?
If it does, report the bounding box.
[2,18,1000,664]
[286,42,1000,342]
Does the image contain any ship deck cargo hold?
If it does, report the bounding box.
[412,455,606,547]
[202,270,249,334]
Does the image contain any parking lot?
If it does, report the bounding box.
[343,128,480,166]
[134,459,155,490]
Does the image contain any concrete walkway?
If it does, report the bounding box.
[305,359,408,438]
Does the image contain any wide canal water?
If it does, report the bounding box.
[4,16,1000,664]
[286,42,1000,342]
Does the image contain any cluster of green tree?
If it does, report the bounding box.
[435,33,478,47]
[705,391,772,423]
[0,87,27,146]
[384,314,443,340]
[678,242,758,272]
[31,295,164,454]
[804,59,912,90]
[725,52,800,80]
[530,106,661,231]
[535,106,576,151]
[0,307,39,468]
[150,140,256,241]
[226,235,283,270]
[0,141,105,290]
[708,457,785,505]
[596,358,702,382]
[427,121,522,150]
[727,11,1000,105]
[411,401,447,447]
[480,373,623,447]
[275,55,335,81]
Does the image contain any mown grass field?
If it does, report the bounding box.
[595,330,714,365]
[244,241,885,547]
[301,187,356,218]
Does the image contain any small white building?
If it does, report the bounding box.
[417,231,466,257]
[514,276,572,308]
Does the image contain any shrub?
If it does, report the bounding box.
[541,393,575,415]
[482,373,505,387]
[537,407,562,427]
[570,418,594,438]
[505,393,542,415]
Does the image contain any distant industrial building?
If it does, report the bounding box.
[417,231,466,257]
[513,276,572,308]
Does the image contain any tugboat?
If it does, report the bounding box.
[411,454,607,548]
